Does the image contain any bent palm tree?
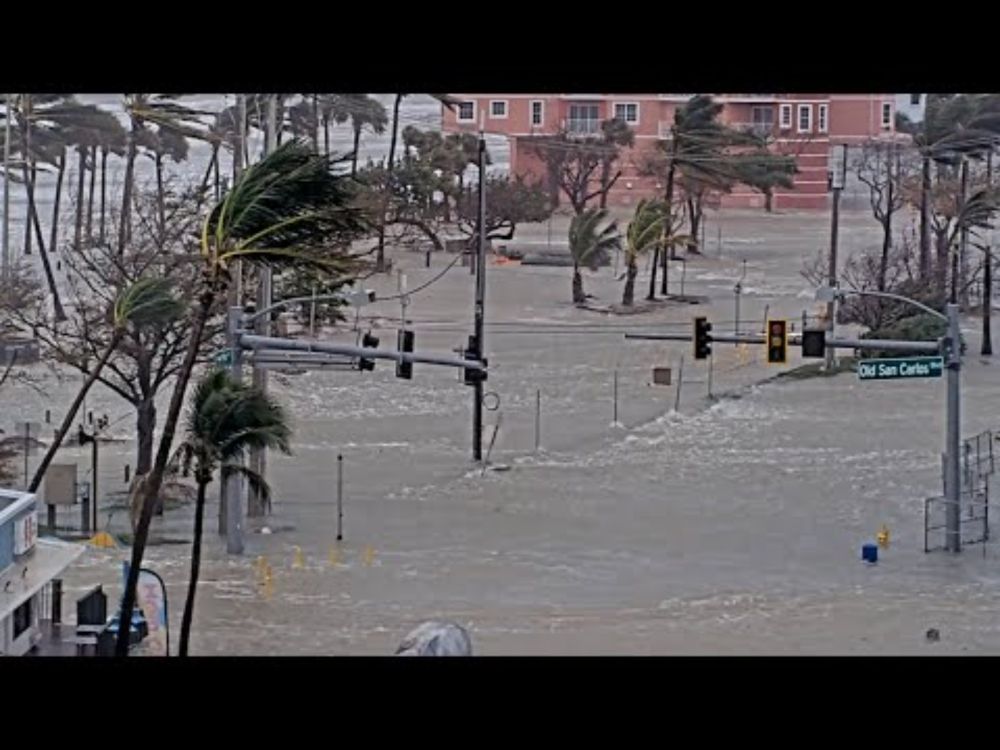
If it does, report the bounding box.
[569,208,620,305]
[622,200,667,306]
[176,369,291,656]
[117,139,368,656]
[28,278,183,493]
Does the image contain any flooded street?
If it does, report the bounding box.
[5,202,1000,655]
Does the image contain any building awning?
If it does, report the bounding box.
[0,538,85,621]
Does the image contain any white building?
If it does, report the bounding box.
[0,489,84,656]
[895,94,926,124]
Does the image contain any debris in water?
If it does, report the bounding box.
[395,621,472,656]
[925,628,940,643]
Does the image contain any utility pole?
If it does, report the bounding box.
[2,94,10,281]
[248,94,276,518]
[944,303,962,552]
[983,151,993,357]
[825,143,847,371]
[220,94,247,537]
[225,306,245,554]
[472,122,487,462]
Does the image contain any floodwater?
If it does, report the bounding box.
[3,94,1000,654]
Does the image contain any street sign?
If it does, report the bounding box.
[857,356,943,381]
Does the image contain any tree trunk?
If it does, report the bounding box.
[660,153,677,294]
[49,150,66,254]
[179,477,208,656]
[311,94,320,154]
[22,160,65,321]
[136,398,156,476]
[572,264,585,304]
[117,287,216,657]
[323,116,330,158]
[764,189,774,213]
[351,125,361,178]
[99,148,108,244]
[877,216,891,292]
[198,144,219,203]
[74,148,87,252]
[646,245,659,301]
[919,155,931,281]
[599,158,611,209]
[118,123,138,256]
[28,331,123,492]
[213,152,220,201]
[686,196,702,255]
[935,228,949,301]
[155,152,165,241]
[86,146,96,241]
[376,94,403,274]
[622,259,637,306]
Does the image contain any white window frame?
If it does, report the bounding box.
[530,99,544,127]
[613,101,640,125]
[817,104,828,133]
[881,102,892,130]
[489,99,508,119]
[457,101,476,123]
[779,104,792,130]
[797,104,812,134]
[910,94,921,106]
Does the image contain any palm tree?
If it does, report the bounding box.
[568,208,620,305]
[176,369,291,656]
[28,277,182,493]
[343,95,388,177]
[622,200,667,306]
[119,95,208,256]
[116,139,368,656]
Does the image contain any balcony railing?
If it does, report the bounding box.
[564,118,601,136]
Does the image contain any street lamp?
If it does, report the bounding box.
[814,284,963,553]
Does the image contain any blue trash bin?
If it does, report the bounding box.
[862,543,878,564]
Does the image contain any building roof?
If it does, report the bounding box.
[0,538,86,621]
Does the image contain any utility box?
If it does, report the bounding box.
[652,367,672,386]
[44,463,77,506]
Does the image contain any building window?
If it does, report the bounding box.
[13,599,31,640]
[817,104,828,133]
[567,103,600,135]
[779,104,792,130]
[530,100,544,127]
[882,102,893,130]
[910,94,921,106]
[614,102,639,125]
[489,100,508,119]
[457,101,475,123]
[797,104,812,133]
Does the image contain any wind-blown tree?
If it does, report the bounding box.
[851,141,912,291]
[522,120,635,215]
[731,148,797,213]
[137,126,190,236]
[176,369,291,656]
[27,277,182,493]
[342,95,388,176]
[117,139,370,656]
[568,208,621,304]
[620,199,688,306]
[454,175,552,244]
[9,184,223,477]
[119,95,209,256]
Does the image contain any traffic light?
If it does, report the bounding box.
[766,319,787,364]
[463,335,487,385]
[694,317,712,360]
[801,328,826,358]
[396,329,414,379]
[359,331,379,371]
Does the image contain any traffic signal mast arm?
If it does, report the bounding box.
[624,331,941,354]
[238,333,486,371]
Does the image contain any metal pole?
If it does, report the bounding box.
[674,355,684,411]
[91,433,98,533]
[534,389,541,452]
[707,350,713,398]
[957,158,968,307]
[225,306,245,554]
[336,453,343,542]
[613,369,619,424]
[309,285,317,338]
[826,144,846,371]
[472,124,486,462]
[945,302,962,552]
[2,94,10,281]
[248,94,276,520]
[23,423,29,488]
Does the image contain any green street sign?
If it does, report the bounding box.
[857,356,943,381]
[214,350,233,367]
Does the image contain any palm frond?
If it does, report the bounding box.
[221,464,271,507]
[113,277,184,329]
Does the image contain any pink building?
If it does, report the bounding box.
[441,94,898,211]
